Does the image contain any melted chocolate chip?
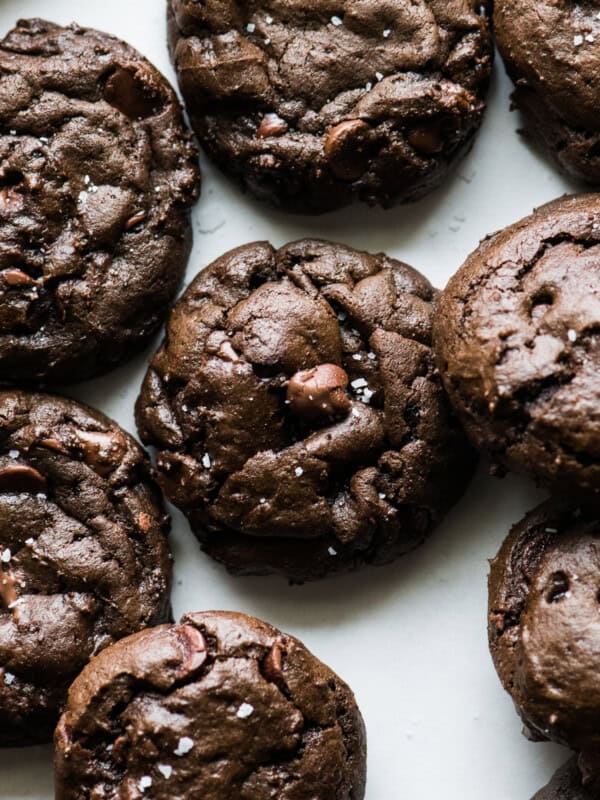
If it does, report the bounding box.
[287,364,351,420]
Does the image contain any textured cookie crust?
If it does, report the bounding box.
[488,498,600,753]
[494,1,600,183]
[0,391,171,747]
[532,758,594,800]
[0,18,199,384]
[167,0,493,213]
[136,239,476,582]
[55,611,367,800]
[434,194,600,493]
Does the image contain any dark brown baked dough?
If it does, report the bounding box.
[167,0,493,213]
[494,1,600,184]
[488,498,600,754]
[0,390,171,747]
[54,611,367,800]
[531,758,595,800]
[0,18,199,384]
[434,194,600,494]
[136,239,476,582]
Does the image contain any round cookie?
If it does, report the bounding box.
[532,758,595,800]
[488,498,600,753]
[434,194,600,494]
[136,239,477,582]
[0,390,171,746]
[167,0,493,214]
[494,2,600,184]
[0,18,199,384]
[54,611,367,800]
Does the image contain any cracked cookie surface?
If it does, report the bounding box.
[434,194,600,493]
[54,611,367,800]
[494,1,600,184]
[488,498,600,754]
[167,0,492,213]
[0,18,199,384]
[136,239,476,582]
[0,390,171,746]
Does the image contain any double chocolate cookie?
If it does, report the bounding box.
[434,194,600,493]
[54,611,367,799]
[136,239,476,582]
[168,1,493,213]
[0,18,199,384]
[488,498,600,754]
[494,2,600,184]
[0,390,171,746]
[532,758,595,800]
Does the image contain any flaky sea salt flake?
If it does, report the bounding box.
[174,736,194,756]
[237,702,254,719]
[158,764,173,779]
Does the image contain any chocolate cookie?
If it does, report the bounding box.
[0,18,199,384]
[167,1,493,214]
[136,239,476,582]
[532,758,595,800]
[488,498,600,754]
[434,194,600,494]
[54,611,367,799]
[0,390,171,746]
[494,2,600,184]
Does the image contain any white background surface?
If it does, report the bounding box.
[0,1,584,798]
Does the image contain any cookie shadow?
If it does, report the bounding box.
[0,744,53,795]
[174,465,547,633]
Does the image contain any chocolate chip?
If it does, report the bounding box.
[125,210,147,230]
[75,430,127,476]
[324,120,370,181]
[103,66,163,120]
[39,438,70,456]
[407,124,444,155]
[0,464,47,494]
[0,570,18,609]
[287,364,351,420]
[261,642,284,683]
[206,331,241,363]
[257,113,288,138]
[137,512,152,532]
[2,269,35,287]
[172,625,207,681]
[0,186,23,211]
